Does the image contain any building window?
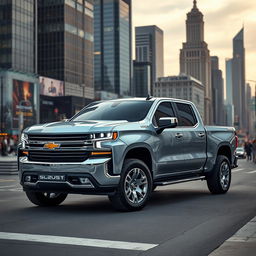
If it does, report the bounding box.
[65,0,76,8]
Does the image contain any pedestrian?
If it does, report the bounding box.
[252,139,256,164]
[0,137,3,156]
[2,136,8,156]
[9,136,15,155]
[244,142,252,161]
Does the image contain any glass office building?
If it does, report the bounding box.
[0,0,39,134]
[135,26,164,86]
[38,0,94,98]
[0,0,37,73]
[133,61,151,97]
[94,0,132,97]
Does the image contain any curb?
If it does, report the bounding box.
[209,217,256,256]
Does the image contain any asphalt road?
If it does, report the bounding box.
[0,159,255,256]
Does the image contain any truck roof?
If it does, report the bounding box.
[100,97,194,105]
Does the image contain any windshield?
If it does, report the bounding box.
[71,100,154,122]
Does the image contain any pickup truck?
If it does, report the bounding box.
[18,98,238,211]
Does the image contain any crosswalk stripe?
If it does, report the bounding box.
[0,185,19,189]
[0,185,22,192]
[0,179,16,182]
[0,232,158,251]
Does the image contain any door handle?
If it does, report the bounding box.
[198,132,205,138]
[175,133,183,138]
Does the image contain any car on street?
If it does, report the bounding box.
[235,147,246,159]
[18,97,238,211]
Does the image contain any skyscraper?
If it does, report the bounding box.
[211,56,224,125]
[0,0,39,134]
[133,61,151,97]
[180,0,212,124]
[0,0,37,73]
[225,58,234,126]
[94,0,132,98]
[135,25,164,92]
[38,0,94,99]
[232,28,246,131]
[245,83,252,135]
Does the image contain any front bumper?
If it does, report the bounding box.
[19,157,120,195]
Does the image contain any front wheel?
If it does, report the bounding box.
[25,191,67,206]
[207,155,231,194]
[109,159,152,211]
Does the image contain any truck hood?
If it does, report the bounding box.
[25,120,130,134]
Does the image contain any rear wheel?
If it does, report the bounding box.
[25,191,67,206]
[207,155,231,194]
[109,159,152,211]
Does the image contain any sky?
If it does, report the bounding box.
[133,0,256,97]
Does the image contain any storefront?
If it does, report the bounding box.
[0,70,39,136]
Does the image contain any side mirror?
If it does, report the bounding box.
[156,117,178,134]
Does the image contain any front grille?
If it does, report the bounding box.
[28,150,90,163]
[28,134,91,141]
[27,134,93,150]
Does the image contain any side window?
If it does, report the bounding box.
[153,102,175,127]
[175,103,197,127]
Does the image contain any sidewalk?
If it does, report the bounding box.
[0,156,17,162]
[209,217,256,256]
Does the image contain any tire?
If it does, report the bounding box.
[109,159,153,211]
[207,155,231,194]
[25,191,67,206]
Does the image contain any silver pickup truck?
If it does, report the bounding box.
[18,98,238,211]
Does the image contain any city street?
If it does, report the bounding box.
[0,159,255,256]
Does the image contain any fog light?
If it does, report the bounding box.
[79,177,94,188]
[79,177,90,184]
[25,176,31,182]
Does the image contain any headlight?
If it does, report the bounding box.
[89,132,118,149]
[89,132,118,141]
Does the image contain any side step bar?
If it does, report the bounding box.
[154,176,205,186]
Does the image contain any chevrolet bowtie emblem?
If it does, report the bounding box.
[44,143,60,150]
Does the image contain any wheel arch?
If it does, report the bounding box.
[122,144,154,177]
[216,144,232,164]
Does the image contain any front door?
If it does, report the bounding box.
[153,101,186,177]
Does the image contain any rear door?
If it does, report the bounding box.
[173,102,207,172]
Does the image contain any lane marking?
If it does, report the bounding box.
[232,168,244,173]
[246,170,256,174]
[0,232,158,251]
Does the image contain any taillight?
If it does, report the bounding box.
[235,135,238,148]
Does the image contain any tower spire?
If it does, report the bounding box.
[193,0,197,8]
